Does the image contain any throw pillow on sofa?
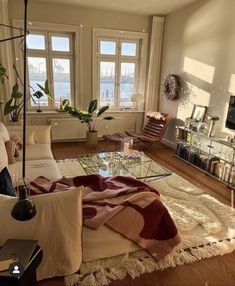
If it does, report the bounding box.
[33,126,51,144]
[26,130,35,145]
[5,140,17,164]
[10,135,23,150]
[0,122,10,143]
[0,167,16,196]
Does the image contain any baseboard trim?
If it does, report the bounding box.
[161,138,175,149]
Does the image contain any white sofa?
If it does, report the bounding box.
[0,123,140,280]
[0,123,83,280]
[5,125,61,182]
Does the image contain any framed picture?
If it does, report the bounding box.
[191,104,207,123]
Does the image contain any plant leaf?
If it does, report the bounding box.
[0,64,8,83]
[11,83,23,99]
[97,105,109,117]
[37,80,53,100]
[4,98,15,115]
[87,99,97,113]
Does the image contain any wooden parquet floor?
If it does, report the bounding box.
[38,142,235,286]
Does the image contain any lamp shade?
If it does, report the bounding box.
[131,93,144,103]
[11,186,36,221]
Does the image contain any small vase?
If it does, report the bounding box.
[86,131,98,148]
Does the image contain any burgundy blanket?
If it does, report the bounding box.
[30,175,181,260]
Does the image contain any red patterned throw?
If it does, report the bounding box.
[30,174,181,260]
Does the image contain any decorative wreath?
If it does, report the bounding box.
[163,74,180,101]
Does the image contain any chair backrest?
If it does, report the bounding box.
[142,112,173,140]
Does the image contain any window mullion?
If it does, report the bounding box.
[116,41,121,110]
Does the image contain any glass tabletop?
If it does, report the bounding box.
[77,151,171,182]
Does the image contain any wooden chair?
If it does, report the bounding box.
[103,112,173,151]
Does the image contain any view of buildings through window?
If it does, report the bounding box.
[26,32,73,109]
[97,39,139,109]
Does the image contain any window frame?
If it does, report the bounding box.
[93,28,148,110]
[12,19,82,111]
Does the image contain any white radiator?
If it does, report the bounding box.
[51,118,86,141]
[51,114,139,142]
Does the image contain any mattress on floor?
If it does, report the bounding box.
[83,225,140,262]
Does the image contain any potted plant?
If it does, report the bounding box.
[63,99,113,147]
[3,65,51,122]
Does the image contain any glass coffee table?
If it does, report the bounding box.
[76,151,171,182]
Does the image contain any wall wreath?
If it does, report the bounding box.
[163,74,180,101]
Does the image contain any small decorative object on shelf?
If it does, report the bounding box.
[208,115,220,137]
[57,97,63,111]
[184,117,193,129]
[197,122,208,134]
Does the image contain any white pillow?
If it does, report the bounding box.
[33,126,51,144]
[0,135,8,172]
[26,130,35,145]
[0,122,10,143]
[0,187,83,280]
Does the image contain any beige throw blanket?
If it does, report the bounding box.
[31,174,181,261]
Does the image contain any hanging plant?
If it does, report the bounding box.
[163,74,180,101]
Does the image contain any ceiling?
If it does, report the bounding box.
[32,0,199,15]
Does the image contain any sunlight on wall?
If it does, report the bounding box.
[176,82,211,121]
[228,74,235,94]
[183,57,215,84]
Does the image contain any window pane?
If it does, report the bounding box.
[27,57,48,107]
[121,42,137,56]
[100,41,116,55]
[27,34,45,50]
[120,63,136,107]
[100,61,115,107]
[52,58,71,107]
[51,36,70,52]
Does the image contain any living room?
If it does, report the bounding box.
[0,0,235,286]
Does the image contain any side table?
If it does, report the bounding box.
[0,239,43,286]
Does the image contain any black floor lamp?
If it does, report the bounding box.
[0,0,36,221]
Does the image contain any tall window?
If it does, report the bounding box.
[93,29,148,110]
[26,31,74,109]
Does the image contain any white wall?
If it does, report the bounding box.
[160,0,235,145]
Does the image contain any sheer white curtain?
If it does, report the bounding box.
[0,0,14,111]
[145,16,165,114]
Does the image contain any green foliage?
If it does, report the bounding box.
[2,64,52,122]
[36,80,52,100]
[0,64,8,84]
[0,63,52,121]
[63,99,114,132]
[87,99,97,113]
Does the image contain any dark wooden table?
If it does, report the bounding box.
[0,240,43,286]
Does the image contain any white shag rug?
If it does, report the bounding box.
[57,159,235,286]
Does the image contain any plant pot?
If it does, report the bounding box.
[86,131,98,148]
